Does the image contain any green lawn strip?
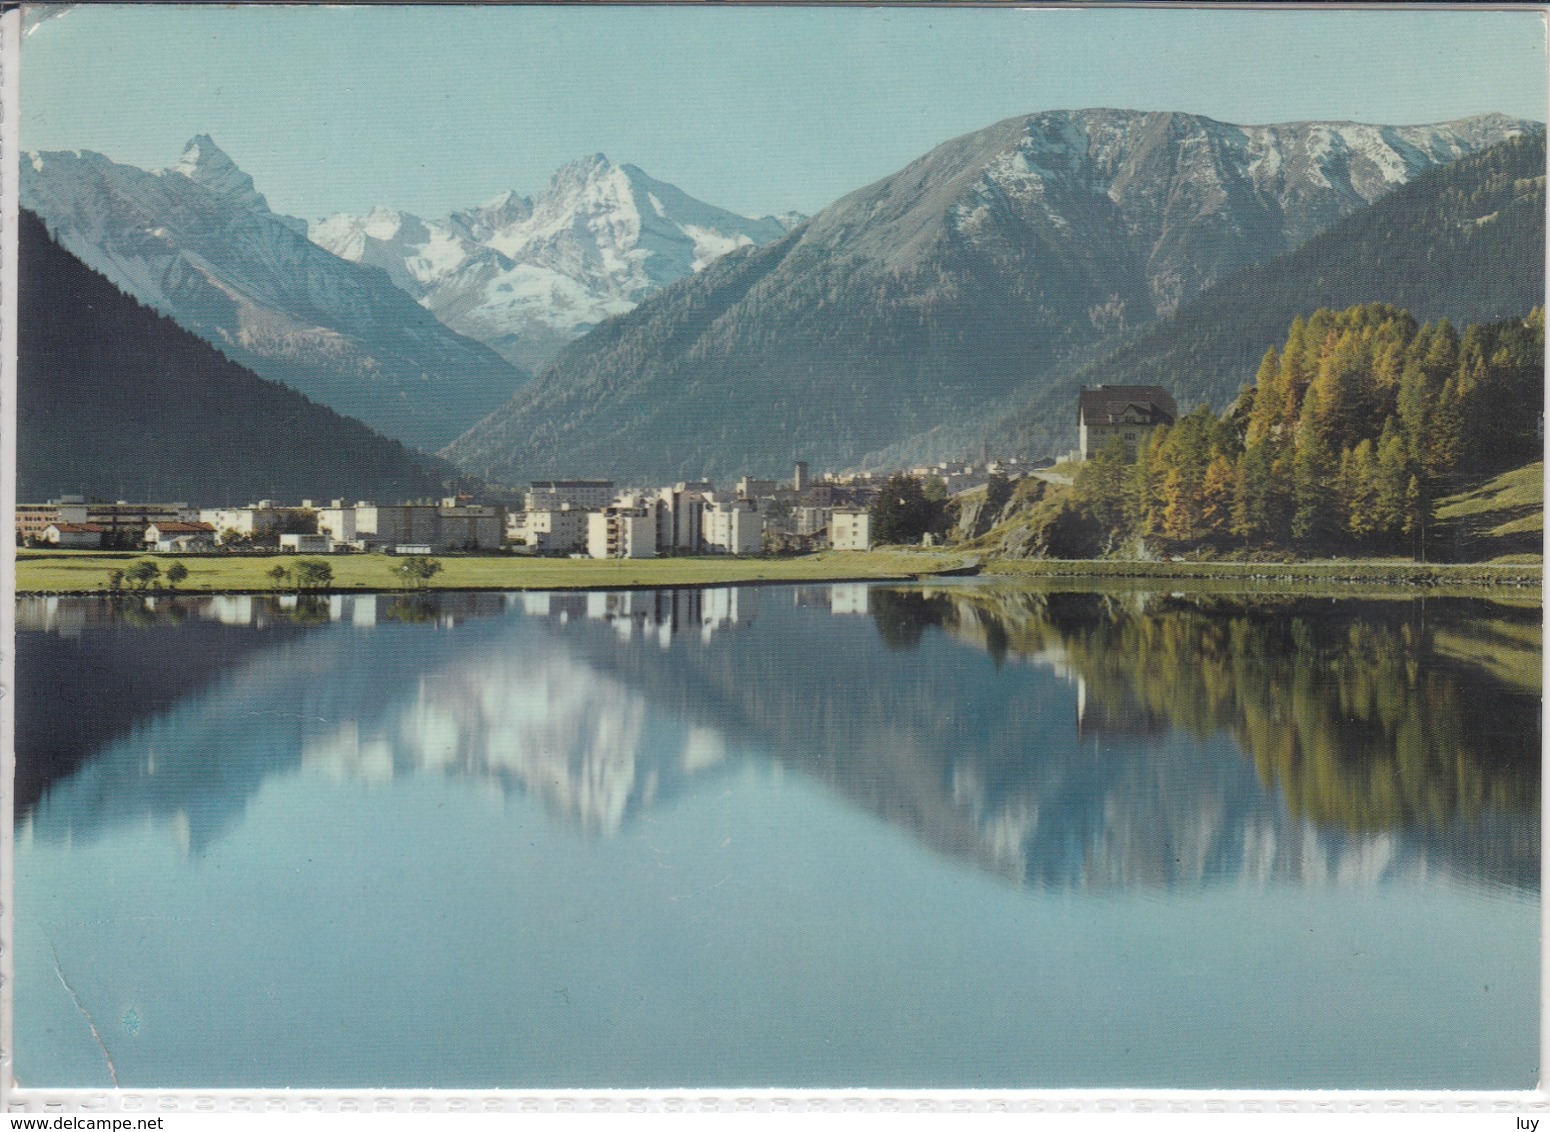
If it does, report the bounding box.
[14,549,960,594]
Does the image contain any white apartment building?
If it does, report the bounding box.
[315,502,359,543]
[518,506,589,553]
[702,499,762,555]
[198,500,309,541]
[357,503,440,547]
[793,506,831,537]
[436,500,504,549]
[528,480,615,511]
[735,476,781,499]
[317,499,503,551]
[279,533,333,554]
[657,486,706,553]
[588,508,657,559]
[830,508,872,551]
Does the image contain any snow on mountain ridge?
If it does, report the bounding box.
[314,152,794,371]
[447,190,534,244]
[945,109,1535,315]
[310,205,494,297]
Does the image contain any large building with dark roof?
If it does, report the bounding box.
[1077,385,1178,460]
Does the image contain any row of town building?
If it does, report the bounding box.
[16,486,853,558]
[509,475,875,557]
[17,496,506,554]
[19,445,1077,558]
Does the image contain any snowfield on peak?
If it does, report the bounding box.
[310,154,799,372]
[310,206,497,297]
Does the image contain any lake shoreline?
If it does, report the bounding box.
[983,558,1543,588]
[13,549,1541,596]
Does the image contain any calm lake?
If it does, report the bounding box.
[12,583,1540,1091]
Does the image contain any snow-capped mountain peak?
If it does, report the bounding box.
[311,154,794,371]
[168,134,270,212]
[163,134,309,234]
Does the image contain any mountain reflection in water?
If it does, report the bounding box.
[17,584,1539,893]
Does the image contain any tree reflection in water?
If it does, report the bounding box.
[893,587,1539,835]
[857,587,1539,891]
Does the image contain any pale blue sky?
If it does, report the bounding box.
[20,4,1549,222]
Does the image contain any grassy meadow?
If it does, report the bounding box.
[14,548,962,594]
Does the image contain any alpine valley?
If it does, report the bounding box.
[21,138,799,455]
[444,109,1538,484]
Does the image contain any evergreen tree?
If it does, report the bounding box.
[870,474,937,544]
[1342,439,1381,541]
[1130,428,1168,536]
[1231,446,1273,544]
[1292,384,1340,544]
[1200,455,1236,537]
[1244,349,1281,447]
[1074,439,1133,539]
[1404,475,1426,559]
[1278,317,1313,423]
[1427,374,1465,477]
[1373,419,1411,543]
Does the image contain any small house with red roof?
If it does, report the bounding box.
[145,521,217,553]
[42,522,106,549]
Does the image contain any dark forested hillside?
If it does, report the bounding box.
[986,131,1546,459]
[18,209,450,505]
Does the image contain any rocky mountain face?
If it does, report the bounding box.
[442,109,1533,484]
[310,155,795,372]
[21,137,527,451]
